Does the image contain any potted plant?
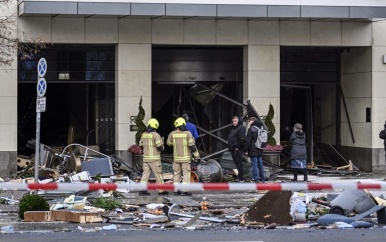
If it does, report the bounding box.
[134,96,146,145]
[263,103,283,165]
[129,96,146,172]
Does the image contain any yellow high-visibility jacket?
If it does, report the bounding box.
[140,131,164,162]
[167,130,199,163]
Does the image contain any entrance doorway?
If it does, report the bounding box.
[17,44,115,155]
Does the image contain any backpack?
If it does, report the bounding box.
[252,126,268,150]
[380,130,386,139]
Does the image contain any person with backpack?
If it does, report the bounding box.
[244,117,266,183]
[289,123,308,182]
[379,121,386,155]
[228,116,246,182]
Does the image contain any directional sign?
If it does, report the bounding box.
[36,97,46,112]
[37,77,47,97]
[37,58,47,77]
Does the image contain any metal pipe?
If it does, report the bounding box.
[169,211,225,223]
[195,82,247,108]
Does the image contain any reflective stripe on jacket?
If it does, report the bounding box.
[167,130,196,163]
[140,132,163,162]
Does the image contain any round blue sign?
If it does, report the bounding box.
[37,58,47,77]
[37,78,47,97]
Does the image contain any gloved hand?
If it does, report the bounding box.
[194,157,201,163]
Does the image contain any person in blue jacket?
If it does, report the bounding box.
[182,113,199,140]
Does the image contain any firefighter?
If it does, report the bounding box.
[167,117,200,196]
[139,118,168,196]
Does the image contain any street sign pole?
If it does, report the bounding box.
[34,112,41,183]
[35,58,47,183]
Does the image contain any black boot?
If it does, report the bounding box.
[174,191,182,196]
[291,169,298,181]
[139,190,150,196]
[182,192,192,196]
[158,191,169,196]
[302,169,308,182]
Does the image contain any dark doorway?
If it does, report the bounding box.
[280,46,342,164]
[18,44,115,155]
[152,46,244,156]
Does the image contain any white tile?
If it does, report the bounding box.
[248,20,279,45]
[86,17,118,43]
[119,18,151,44]
[372,72,386,98]
[372,22,386,47]
[152,19,183,44]
[0,125,16,150]
[372,98,386,123]
[216,20,248,45]
[116,123,133,150]
[372,46,386,72]
[341,122,372,148]
[0,97,16,124]
[244,71,280,98]
[52,17,85,43]
[117,70,151,97]
[311,21,341,46]
[342,22,371,46]
[18,17,52,42]
[245,45,280,71]
[0,70,16,96]
[280,21,311,46]
[184,19,216,45]
[116,44,151,71]
[373,122,385,148]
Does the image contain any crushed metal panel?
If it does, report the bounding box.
[80,157,114,177]
[315,142,356,168]
[241,191,293,225]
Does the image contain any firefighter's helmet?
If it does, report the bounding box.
[174,117,186,128]
[147,118,159,129]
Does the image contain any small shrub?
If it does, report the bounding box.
[18,194,49,219]
[92,197,121,211]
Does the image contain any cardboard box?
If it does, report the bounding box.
[51,210,103,223]
[24,211,51,222]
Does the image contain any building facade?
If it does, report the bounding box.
[0,0,386,177]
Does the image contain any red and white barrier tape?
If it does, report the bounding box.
[0,182,386,191]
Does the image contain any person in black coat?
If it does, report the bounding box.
[290,123,308,182]
[244,117,265,183]
[228,116,246,182]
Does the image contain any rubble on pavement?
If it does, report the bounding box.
[0,142,384,233]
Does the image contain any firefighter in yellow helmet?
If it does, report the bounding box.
[167,117,200,196]
[138,118,168,196]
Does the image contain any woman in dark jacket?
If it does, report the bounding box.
[228,116,246,182]
[244,117,265,183]
[290,123,308,182]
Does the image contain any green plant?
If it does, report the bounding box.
[92,197,122,210]
[135,96,146,145]
[264,103,276,145]
[18,194,49,219]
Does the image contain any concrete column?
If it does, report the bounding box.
[0,60,17,178]
[243,45,280,144]
[372,21,386,172]
[115,43,152,160]
[340,47,373,171]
